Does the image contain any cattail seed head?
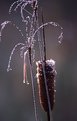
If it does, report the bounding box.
[36,59,56,112]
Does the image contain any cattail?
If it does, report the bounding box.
[36,59,56,112]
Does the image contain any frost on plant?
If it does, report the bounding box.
[0,0,63,121]
[0,0,63,83]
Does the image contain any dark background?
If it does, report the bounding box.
[0,0,77,121]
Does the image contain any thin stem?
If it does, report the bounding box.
[35,7,51,121]
[35,9,44,61]
[41,9,46,61]
[28,47,38,121]
[41,9,51,121]
[47,110,50,121]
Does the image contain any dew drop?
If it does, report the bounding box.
[23,79,30,85]
[58,32,63,44]
[7,68,12,72]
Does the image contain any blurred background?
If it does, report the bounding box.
[0,0,77,121]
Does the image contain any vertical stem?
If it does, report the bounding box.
[41,9,51,121]
[28,47,38,121]
[47,111,50,121]
[28,2,38,120]
[36,9,44,61]
[41,9,46,61]
[28,47,32,65]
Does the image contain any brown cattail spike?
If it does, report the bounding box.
[36,59,56,112]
